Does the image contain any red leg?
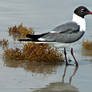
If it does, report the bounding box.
[71,48,78,67]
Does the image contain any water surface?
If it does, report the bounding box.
[0,0,92,92]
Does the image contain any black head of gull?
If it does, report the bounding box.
[19,6,92,67]
[72,6,92,32]
[74,6,92,18]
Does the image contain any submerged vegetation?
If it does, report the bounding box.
[4,43,64,64]
[3,58,60,74]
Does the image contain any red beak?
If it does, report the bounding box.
[88,12,92,14]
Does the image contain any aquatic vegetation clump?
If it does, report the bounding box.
[82,41,92,50]
[0,39,8,46]
[4,48,25,60]
[8,24,34,39]
[4,43,64,64]
[0,39,8,49]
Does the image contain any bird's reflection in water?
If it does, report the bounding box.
[62,65,78,84]
[34,66,79,92]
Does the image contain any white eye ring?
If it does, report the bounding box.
[81,9,85,12]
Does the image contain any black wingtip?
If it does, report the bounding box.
[18,38,32,41]
[26,32,48,41]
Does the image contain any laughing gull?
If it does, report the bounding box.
[19,6,92,67]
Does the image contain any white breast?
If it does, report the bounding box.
[72,13,86,32]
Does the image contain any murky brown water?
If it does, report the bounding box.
[0,0,92,92]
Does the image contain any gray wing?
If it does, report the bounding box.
[39,31,85,43]
[50,22,80,33]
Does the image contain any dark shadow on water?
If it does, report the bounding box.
[34,66,79,92]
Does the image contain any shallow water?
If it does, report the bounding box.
[0,0,92,92]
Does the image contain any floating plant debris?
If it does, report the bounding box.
[82,41,92,56]
[82,47,92,56]
[7,24,64,64]
[0,39,8,46]
[82,41,92,50]
[8,24,34,39]
[4,43,64,64]
[0,39,8,49]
